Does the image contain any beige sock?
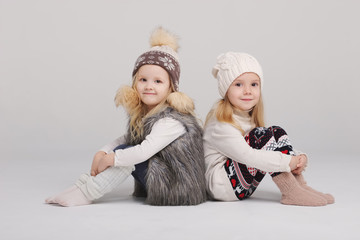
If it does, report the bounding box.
[50,185,92,207]
[294,173,335,204]
[45,185,78,204]
[272,172,327,206]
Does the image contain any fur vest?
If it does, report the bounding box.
[126,107,207,206]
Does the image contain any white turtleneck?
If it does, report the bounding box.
[203,109,292,201]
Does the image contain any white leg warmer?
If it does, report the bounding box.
[76,165,134,201]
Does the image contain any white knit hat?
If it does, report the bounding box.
[212,52,263,98]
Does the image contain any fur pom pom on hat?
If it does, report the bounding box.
[212,52,263,98]
[114,86,195,115]
[114,86,139,109]
[133,27,180,91]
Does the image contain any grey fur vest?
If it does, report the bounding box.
[126,107,207,206]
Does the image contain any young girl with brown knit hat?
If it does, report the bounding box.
[45,27,207,207]
[204,52,334,206]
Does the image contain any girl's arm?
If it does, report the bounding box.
[91,151,106,176]
[291,149,309,174]
[99,135,127,153]
[90,135,127,176]
[208,122,292,172]
[291,154,308,174]
[100,117,186,169]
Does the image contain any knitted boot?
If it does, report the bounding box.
[272,172,327,206]
[294,173,335,204]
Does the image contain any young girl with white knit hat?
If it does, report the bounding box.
[45,27,207,206]
[204,52,334,206]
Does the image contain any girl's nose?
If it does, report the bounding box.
[145,82,153,90]
[244,85,251,94]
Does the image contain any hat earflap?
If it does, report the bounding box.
[167,92,194,114]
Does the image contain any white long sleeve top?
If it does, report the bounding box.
[203,110,293,201]
[99,117,186,167]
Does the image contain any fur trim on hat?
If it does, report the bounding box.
[114,86,140,111]
[150,27,179,52]
[167,92,194,114]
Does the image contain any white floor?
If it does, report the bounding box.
[1,153,358,240]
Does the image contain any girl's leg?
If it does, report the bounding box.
[224,158,266,200]
[245,126,292,178]
[77,165,134,201]
[224,127,285,200]
[114,144,149,195]
[46,144,134,207]
[247,126,327,206]
[131,160,149,198]
[47,165,134,207]
[265,126,333,204]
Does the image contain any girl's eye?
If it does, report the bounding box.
[235,83,242,87]
[252,83,259,87]
[155,80,162,84]
[140,78,147,82]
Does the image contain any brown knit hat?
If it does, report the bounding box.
[132,27,180,91]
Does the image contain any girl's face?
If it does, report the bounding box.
[227,72,261,112]
[135,65,171,111]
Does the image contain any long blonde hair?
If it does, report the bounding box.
[205,94,265,136]
[114,73,195,140]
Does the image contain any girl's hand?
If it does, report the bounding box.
[91,151,107,176]
[292,154,308,175]
[289,155,301,171]
[96,152,115,174]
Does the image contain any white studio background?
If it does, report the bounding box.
[1,0,359,165]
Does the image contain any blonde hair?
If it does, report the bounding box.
[205,94,265,136]
[115,71,195,140]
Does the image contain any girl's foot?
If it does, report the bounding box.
[45,185,91,207]
[273,172,327,206]
[294,173,335,204]
[45,185,78,204]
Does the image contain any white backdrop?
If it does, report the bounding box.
[1,0,359,162]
